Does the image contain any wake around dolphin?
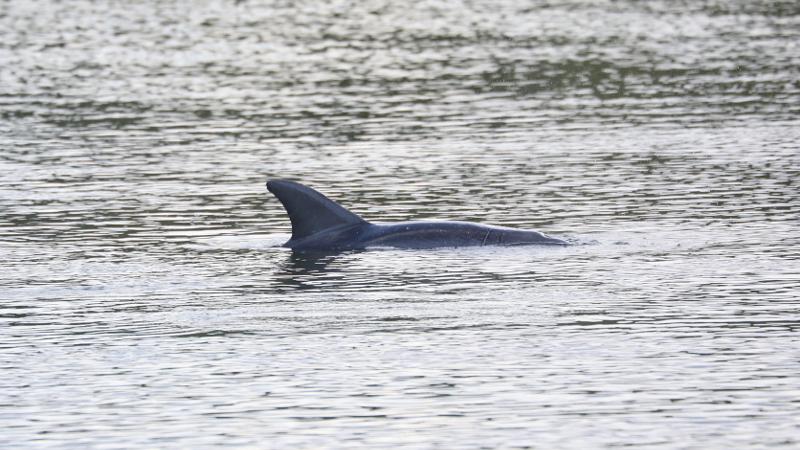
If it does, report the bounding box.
[266,180,568,251]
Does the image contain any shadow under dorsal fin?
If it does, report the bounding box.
[266,179,367,241]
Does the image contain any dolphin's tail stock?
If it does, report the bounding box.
[266,180,367,243]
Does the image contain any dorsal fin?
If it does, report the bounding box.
[266,179,367,241]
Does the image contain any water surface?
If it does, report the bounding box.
[1,0,799,448]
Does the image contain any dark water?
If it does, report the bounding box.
[2,0,799,448]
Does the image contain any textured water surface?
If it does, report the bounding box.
[1,0,799,448]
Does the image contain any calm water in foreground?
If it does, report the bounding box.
[1,1,799,448]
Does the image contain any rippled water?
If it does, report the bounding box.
[2,0,799,448]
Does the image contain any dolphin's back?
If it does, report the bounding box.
[360,221,565,249]
[360,221,490,248]
[266,180,567,250]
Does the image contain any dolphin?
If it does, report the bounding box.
[266,179,568,251]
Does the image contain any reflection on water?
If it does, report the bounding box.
[1,0,799,448]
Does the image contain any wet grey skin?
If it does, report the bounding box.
[266,180,568,251]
